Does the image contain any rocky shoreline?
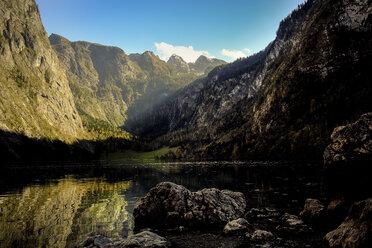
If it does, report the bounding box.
[73,187,371,248]
[73,113,371,248]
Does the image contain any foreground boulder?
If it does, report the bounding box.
[323,113,372,198]
[133,182,246,230]
[74,231,171,248]
[300,198,326,225]
[325,198,372,248]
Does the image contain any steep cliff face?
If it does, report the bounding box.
[50,36,198,127]
[245,0,372,157]
[130,0,372,159]
[0,0,84,142]
[50,34,139,127]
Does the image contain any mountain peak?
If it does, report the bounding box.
[189,56,226,74]
[49,33,70,45]
[167,54,190,73]
[195,55,210,62]
[143,51,156,56]
[169,54,184,60]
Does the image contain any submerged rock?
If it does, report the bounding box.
[73,235,121,248]
[74,231,170,248]
[166,233,243,248]
[223,218,251,235]
[276,213,312,234]
[300,198,326,225]
[94,236,114,248]
[246,208,281,220]
[133,182,246,230]
[107,231,171,248]
[249,230,275,241]
[325,198,372,248]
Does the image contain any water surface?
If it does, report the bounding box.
[0,158,321,248]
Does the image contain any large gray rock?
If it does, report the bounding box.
[74,231,171,248]
[133,182,246,230]
[300,198,326,224]
[325,198,372,248]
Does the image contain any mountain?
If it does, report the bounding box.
[0,0,84,142]
[49,33,139,127]
[126,51,198,119]
[188,55,227,74]
[167,54,190,73]
[50,35,199,128]
[129,0,372,159]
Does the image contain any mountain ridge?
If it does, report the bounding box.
[50,34,199,128]
[167,54,227,75]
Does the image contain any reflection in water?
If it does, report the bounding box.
[0,160,321,248]
[0,178,132,248]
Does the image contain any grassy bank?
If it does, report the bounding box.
[103,146,179,161]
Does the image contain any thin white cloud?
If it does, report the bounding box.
[155,42,211,63]
[221,48,251,60]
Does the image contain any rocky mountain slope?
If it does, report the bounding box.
[130,0,372,159]
[0,0,84,142]
[50,35,198,127]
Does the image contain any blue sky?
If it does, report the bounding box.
[36,0,305,62]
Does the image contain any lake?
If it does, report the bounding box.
[0,157,321,248]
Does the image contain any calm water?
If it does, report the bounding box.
[0,157,321,248]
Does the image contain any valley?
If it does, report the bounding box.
[0,0,371,247]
